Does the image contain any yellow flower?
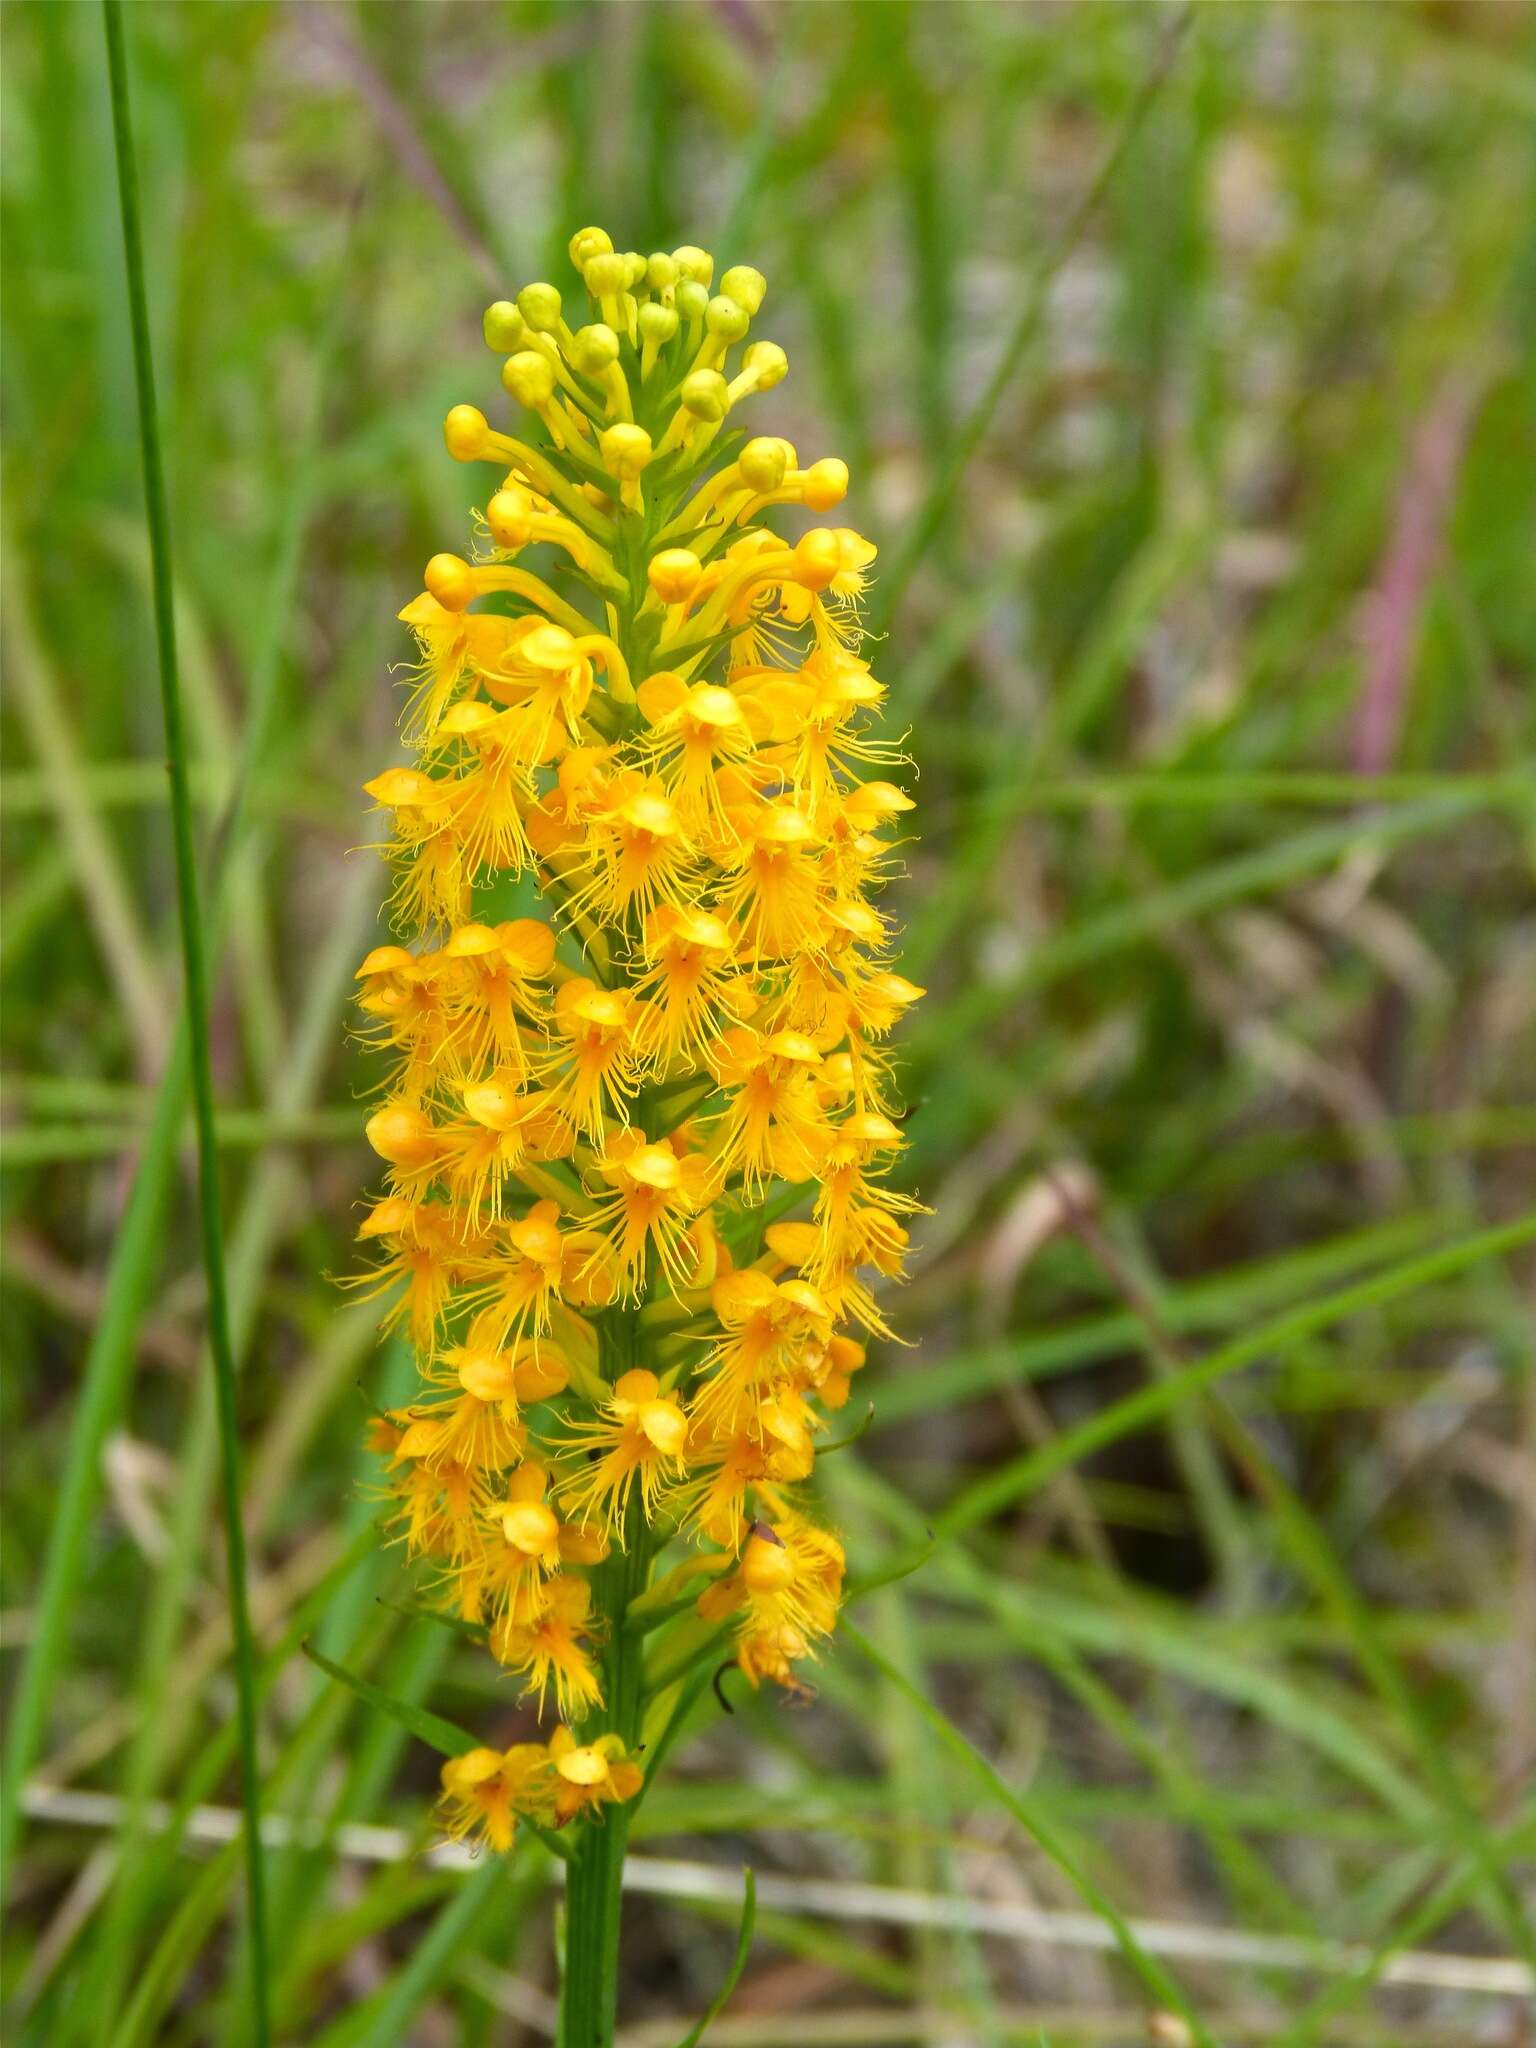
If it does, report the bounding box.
[548,1726,644,1823]
[557,1368,690,1535]
[355,225,923,1797]
[438,1743,554,1853]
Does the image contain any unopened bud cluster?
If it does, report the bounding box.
[353,226,923,1854]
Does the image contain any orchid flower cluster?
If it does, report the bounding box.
[353,227,922,1856]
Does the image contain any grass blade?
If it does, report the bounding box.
[931,1212,1536,1544]
[100,4,270,2037]
[841,1621,1214,2045]
[299,1641,479,1761]
[672,1867,756,2048]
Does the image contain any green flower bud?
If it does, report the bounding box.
[672,244,714,287]
[720,265,767,316]
[679,368,728,423]
[569,323,620,377]
[517,282,563,333]
[483,300,526,353]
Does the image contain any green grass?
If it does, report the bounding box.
[3,1,1535,2042]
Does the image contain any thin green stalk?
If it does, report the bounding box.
[561,1320,654,2048]
[101,4,271,2040]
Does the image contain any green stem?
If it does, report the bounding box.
[559,1312,653,2048]
[101,5,271,2042]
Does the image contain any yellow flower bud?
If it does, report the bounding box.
[621,252,648,291]
[737,436,790,492]
[801,456,849,511]
[704,294,750,345]
[482,300,525,353]
[645,251,678,292]
[599,423,653,480]
[568,224,613,268]
[792,528,842,592]
[443,403,490,462]
[742,1528,796,1593]
[638,301,678,345]
[503,1500,561,1556]
[424,552,476,611]
[569,322,620,377]
[740,340,787,390]
[679,369,728,423]
[517,282,563,333]
[648,548,703,604]
[672,244,714,286]
[675,278,710,324]
[720,264,767,315]
[501,351,556,408]
[582,251,629,300]
[486,489,534,550]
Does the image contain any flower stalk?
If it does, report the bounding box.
[353,226,922,2043]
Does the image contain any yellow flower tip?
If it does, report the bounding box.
[424,552,476,612]
[647,548,704,605]
[678,368,728,423]
[516,281,563,334]
[569,322,620,377]
[501,350,556,409]
[482,300,525,353]
[645,251,678,291]
[354,943,415,981]
[737,437,791,493]
[599,423,653,480]
[581,251,630,301]
[791,528,844,593]
[568,225,614,268]
[738,340,787,391]
[502,1499,561,1556]
[704,294,751,347]
[675,278,710,325]
[672,244,714,287]
[441,1745,505,1797]
[444,403,490,462]
[554,1741,608,1787]
[719,265,767,316]
[613,1367,660,1403]
[801,457,849,511]
[637,300,678,347]
[741,1525,796,1594]
[486,488,536,550]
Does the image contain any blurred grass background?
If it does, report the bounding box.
[3,1,1535,2042]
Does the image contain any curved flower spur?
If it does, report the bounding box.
[350,227,924,1912]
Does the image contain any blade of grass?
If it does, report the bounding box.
[868,5,1194,632]
[929,1212,1536,1546]
[100,5,269,2038]
[672,1868,756,2048]
[841,1621,1215,2046]
[0,93,351,1903]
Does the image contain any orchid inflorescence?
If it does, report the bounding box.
[353,226,923,1857]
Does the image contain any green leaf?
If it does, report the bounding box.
[301,1641,478,1759]
[672,1868,756,2048]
